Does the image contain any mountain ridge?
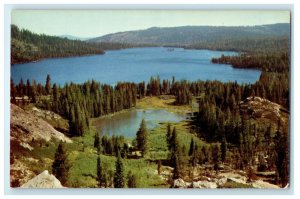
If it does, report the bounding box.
[88,23,290,45]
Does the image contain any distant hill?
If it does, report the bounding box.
[11,25,135,64]
[11,25,105,64]
[58,34,91,41]
[88,23,290,46]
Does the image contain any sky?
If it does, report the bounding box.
[11,10,290,38]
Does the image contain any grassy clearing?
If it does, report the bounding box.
[64,118,207,187]
[64,126,167,188]
[136,96,196,114]
[63,95,211,187]
[147,121,208,160]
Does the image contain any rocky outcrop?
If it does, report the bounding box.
[173,178,191,188]
[252,180,280,189]
[21,170,64,188]
[239,96,289,130]
[172,171,279,189]
[10,103,72,145]
[10,103,72,187]
[191,181,218,188]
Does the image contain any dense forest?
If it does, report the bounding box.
[11,25,138,64]
[187,36,290,53]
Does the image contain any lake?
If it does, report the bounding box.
[11,47,261,85]
[92,109,186,138]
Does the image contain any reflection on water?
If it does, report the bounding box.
[92,109,186,138]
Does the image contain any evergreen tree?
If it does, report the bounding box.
[52,142,69,185]
[221,136,227,163]
[10,79,17,104]
[94,131,100,149]
[31,80,37,103]
[166,123,172,150]
[26,79,31,97]
[173,154,180,180]
[97,155,104,187]
[45,74,51,95]
[136,119,148,156]
[113,155,125,188]
[212,144,220,171]
[188,138,195,157]
[18,78,24,97]
[169,127,179,154]
[127,171,137,188]
[274,124,289,187]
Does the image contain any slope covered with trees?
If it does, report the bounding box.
[11,25,135,64]
[89,23,290,46]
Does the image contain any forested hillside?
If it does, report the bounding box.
[11,25,135,64]
[89,23,290,46]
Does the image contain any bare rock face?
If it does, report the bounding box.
[10,103,72,187]
[21,170,64,188]
[173,178,191,188]
[191,181,218,188]
[10,103,72,145]
[239,96,289,130]
[252,180,280,189]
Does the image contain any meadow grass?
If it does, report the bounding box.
[26,96,206,188]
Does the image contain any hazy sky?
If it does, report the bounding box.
[11,10,290,38]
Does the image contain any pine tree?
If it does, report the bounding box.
[10,79,17,104]
[166,123,172,150]
[221,136,227,163]
[168,127,182,179]
[31,80,37,103]
[212,144,220,171]
[52,142,69,185]
[97,155,104,187]
[274,123,289,187]
[94,131,100,149]
[173,154,180,180]
[18,78,24,97]
[136,119,148,156]
[113,155,125,188]
[188,138,195,157]
[45,74,51,95]
[26,79,31,97]
[127,171,137,188]
[169,127,179,153]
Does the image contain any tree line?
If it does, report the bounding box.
[190,79,289,187]
[11,68,289,137]
[212,52,290,73]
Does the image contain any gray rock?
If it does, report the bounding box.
[227,177,247,184]
[21,170,64,188]
[173,178,191,188]
[192,181,218,188]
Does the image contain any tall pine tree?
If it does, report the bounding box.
[52,142,69,185]
[113,154,125,188]
[136,119,148,157]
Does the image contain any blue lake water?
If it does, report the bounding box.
[92,109,186,138]
[11,47,261,85]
